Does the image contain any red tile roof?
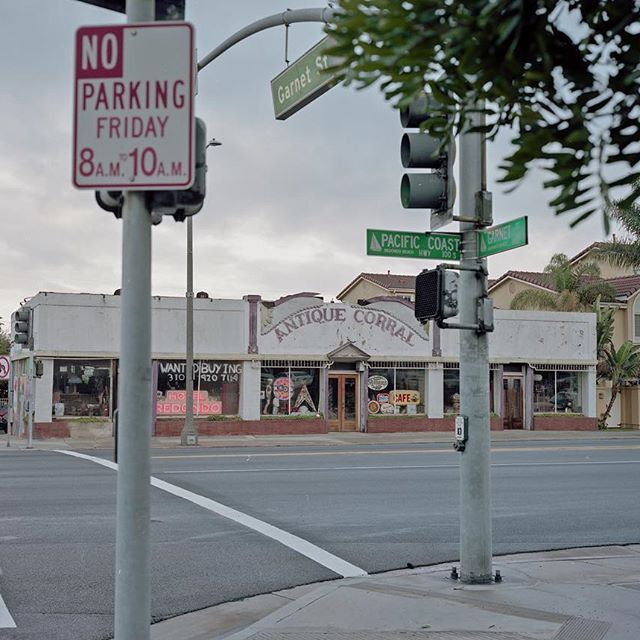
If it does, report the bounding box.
[603,275,640,298]
[489,271,555,291]
[489,270,640,300]
[359,272,416,290]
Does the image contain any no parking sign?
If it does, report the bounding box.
[73,22,195,190]
[0,356,10,381]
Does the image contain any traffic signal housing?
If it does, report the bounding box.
[14,308,32,347]
[400,94,456,229]
[95,117,207,223]
[414,266,459,326]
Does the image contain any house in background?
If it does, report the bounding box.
[344,243,640,429]
[337,272,416,304]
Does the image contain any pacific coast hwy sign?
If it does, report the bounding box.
[367,229,461,260]
[73,22,195,190]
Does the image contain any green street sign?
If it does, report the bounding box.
[271,37,341,120]
[367,229,461,260]
[478,216,528,257]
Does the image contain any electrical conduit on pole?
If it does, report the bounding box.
[181,216,197,444]
[458,105,493,583]
[114,0,154,638]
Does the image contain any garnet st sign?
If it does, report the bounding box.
[477,216,528,258]
[73,22,195,190]
[271,36,341,120]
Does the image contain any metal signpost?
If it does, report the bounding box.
[270,36,340,120]
[367,228,461,260]
[478,216,528,258]
[73,1,195,638]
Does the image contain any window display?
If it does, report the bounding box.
[156,360,241,416]
[443,369,460,414]
[52,359,111,417]
[367,367,425,415]
[260,366,321,416]
[533,370,583,413]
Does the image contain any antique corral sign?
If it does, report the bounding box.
[73,22,195,189]
[263,305,427,347]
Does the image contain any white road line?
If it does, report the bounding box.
[151,444,640,460]
[157,459,640,475]
[55,450,367,579]
[0,590,16,629]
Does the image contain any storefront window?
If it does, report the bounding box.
[261,366,321,416]
[52,359,111,417]
[533,370,582,413]
[443,369,460,414]
[156,360,241,416]
[443,369,496,414]
[367,367,425,415]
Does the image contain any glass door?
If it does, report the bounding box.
[502,375,524,429]
[327,374,359,431]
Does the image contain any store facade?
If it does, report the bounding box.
[9,291,597,438]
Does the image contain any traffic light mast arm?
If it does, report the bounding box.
[198,8,335,71]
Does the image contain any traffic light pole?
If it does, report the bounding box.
[114,2,154,639]
[458,109,493,584]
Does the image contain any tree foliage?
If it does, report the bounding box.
[0,318,10,355]
[598,340,640,426]
[327,1,640,229]
[592,186,640,268]
[509,253,615,311]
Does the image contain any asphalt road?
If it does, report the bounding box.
[1,438,639,639]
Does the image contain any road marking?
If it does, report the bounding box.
[0,589,16,629]
[157,459,640,475]
[152,444,640,460]
[55,450,367,579]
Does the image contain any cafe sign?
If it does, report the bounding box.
[390,390,420,405]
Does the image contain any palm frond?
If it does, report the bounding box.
[591,240,640,270]
[510,289,558,311]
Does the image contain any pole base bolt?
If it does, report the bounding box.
[494,570,502,582]
[450,567,459,580]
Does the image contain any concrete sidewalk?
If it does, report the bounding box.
[151,545,640,640]
[3,429,640,451]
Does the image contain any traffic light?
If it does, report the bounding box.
[414,266,459,326]
[400,94,456,230]
[95,190,124,219]
[14,308,31,347]
[95,117,207,223]
[149,117,208,222]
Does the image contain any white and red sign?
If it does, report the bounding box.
[0,356,10,381]
[73,22,195,190]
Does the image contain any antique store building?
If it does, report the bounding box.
[9,291,597,438]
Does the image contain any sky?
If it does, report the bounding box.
[0,0,617,330]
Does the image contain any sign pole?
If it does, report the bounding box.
[458,105,493,583]
[114,2,154,640]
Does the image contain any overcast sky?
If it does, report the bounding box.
[0,0,615,329]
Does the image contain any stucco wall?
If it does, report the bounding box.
[489,279,545,310]
[439,310,596,364]
[27,292,248,357]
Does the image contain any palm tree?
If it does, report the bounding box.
[598,340,640,427]
[510,253,615,311]
[595,302,615,362]
[592,194,640,269]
